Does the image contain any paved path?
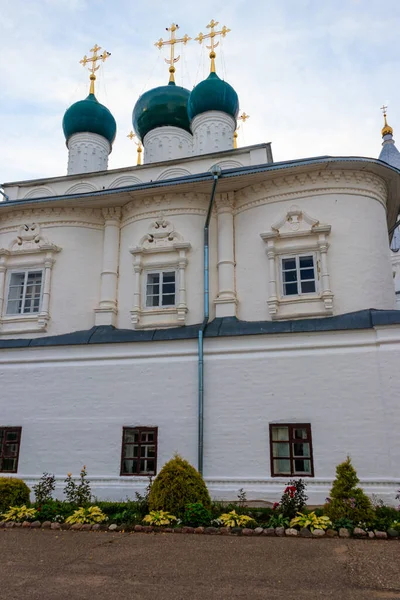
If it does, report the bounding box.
[1,530,400,599]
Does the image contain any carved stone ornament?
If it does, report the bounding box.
[136,216,184,252]
[261,207,331,241]
[0,223,61,256]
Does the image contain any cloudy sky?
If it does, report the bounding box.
[1,0,400,183]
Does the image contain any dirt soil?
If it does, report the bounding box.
[1,530,400,600]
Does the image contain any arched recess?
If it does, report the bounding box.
[23,186,55,199]
[65,182,97,195]
[214,160,244,170]
[108,176,143,189]
[156,167,192,181]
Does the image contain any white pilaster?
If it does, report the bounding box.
[191,111,236,155]
[67,132,111,175]
[95,208,121,327]
[215,192,237,317]
[143,126,193,164]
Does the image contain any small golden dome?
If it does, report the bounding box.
[382,110,393,137]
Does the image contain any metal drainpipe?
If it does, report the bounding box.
[198,165,221,475]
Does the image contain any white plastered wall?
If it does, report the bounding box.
[235,171,395,320]
[2,326,399,504]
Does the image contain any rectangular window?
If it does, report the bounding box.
[145,271,176,308]
[0,427,22,473]
[281,255,316,296]
[120,427,157,476]
[6,270,43,315]
[270,424,314,477]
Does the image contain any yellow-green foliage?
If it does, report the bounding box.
[0,478,30,513]
[143,510,177,526]
[290,512,332,532]
[148,455,211,517]
[324,457,374,524]
[65,506,108,525]
[2,505,37,522]
[219,510,256,528]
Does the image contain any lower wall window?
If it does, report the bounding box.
[269,424,314,477]
[120,427,157,476]
[0,427,22,473]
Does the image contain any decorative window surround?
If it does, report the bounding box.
[260,207,333,320]
[0,224,61,334]
[130,217,191,329]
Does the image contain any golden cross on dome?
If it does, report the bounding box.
[234,112,250,149]
[155,23,191,83]
[195,19,231,73]
[127,131,143,166]
[80,44,111,95]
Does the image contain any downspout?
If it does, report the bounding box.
[198,165,221,475]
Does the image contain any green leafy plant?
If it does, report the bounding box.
[218,510,256,528]
[134,477,153,518]
[0,477,30,513]
[33,473,56,504]
[324,457,374,524]
[65,505,107,525]
[332,517,355,531]
[290,511,332,531]
[149,455,211,518]
[63,466,92,506]
[143,510,177,526]
[279,479,308,519]
[2,505,37,522]
[183,503,212,527]
[267,513,290,528]
[35,500,75,523]
[390,520,400,531]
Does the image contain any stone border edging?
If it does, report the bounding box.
[0,521,398,539]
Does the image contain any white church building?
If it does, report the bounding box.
[1,28,400,505]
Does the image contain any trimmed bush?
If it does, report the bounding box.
[0,477,30,513]
[324,457,374,524]
[149,455,211,517]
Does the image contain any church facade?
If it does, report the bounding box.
[1,29,400,505]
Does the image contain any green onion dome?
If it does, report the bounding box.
[62,93,117,145]
[132,81,191,142]
[188,72,239,122]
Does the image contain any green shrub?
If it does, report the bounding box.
[183,503,212,527]
[148,455,211,518]
[34,500,75,523]
[0,477,30,513]
[96,501,140,525]
[324,457,374,524]
[372,506,400,532]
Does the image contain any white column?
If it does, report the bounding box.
[67,132,111,175]
[215,193,237,317]
[94,208,121,326]
[318,235,334,311]
[176,248,188,322]
[0,259,7,317]
[130,257,143,326]
[266,241,278,317]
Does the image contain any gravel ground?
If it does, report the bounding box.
[1,530,400,600]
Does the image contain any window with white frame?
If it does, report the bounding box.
[260,208,333,320]
[6,270,43,315]
[145,271,176,308]
[281,254,317,297]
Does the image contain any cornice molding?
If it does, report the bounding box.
[0,207,104,231]
[235,170,388,214]
[121,192,209,225]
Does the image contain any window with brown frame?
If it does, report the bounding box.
[0,427,22,473]
[120,427,157,476]
[269,424,314,477]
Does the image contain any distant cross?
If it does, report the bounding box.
[195,19,231,73]
[80,44,111,94]
[381,104,388,117]
[155,24,191,83]
[127,131,143,166]
[234,112,250,149]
